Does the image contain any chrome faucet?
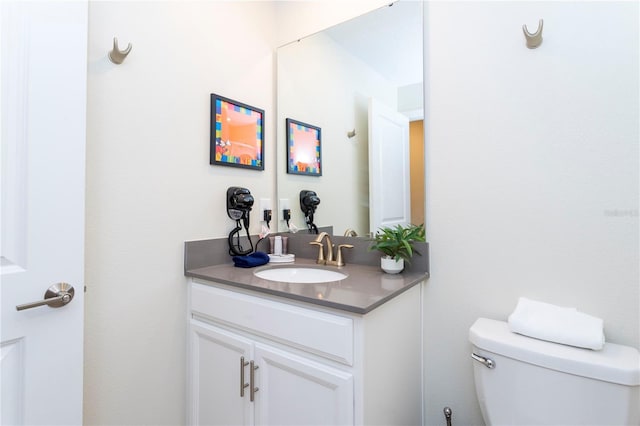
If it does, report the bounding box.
[309,232,353,266]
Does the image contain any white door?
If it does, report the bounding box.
[1,1,87,424]
[253,343,353,426]
[189,321,253,426]
[368,98,411,235]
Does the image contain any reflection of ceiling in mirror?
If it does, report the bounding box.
[324,1,422,87]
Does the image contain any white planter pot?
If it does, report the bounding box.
[380,256,404,274]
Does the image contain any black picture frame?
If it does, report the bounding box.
[210,94,264,171]
[286,118,322,176]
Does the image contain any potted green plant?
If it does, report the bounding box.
[369,223,426,274]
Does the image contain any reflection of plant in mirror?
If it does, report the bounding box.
[369,223,425,263]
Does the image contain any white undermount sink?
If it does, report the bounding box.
[254,267,347,284]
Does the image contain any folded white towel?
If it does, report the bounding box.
[508,297,605,350]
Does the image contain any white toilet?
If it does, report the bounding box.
[469,317,640,425]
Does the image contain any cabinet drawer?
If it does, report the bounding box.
[191,282,354,365]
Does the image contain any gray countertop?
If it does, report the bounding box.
[186,257,428,314]
[185,235,429,314]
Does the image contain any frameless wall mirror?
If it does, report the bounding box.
[276,0,424,236]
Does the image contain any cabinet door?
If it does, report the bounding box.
[190,320,253,426]
[253,343,354,426]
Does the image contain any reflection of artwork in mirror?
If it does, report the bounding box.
[210,94,264,170]
[286,118,322,176]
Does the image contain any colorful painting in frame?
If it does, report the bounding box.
[210,94,264,170]
[286,118,322,176]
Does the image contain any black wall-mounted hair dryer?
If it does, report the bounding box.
[227,187,254,256]
[300,190,320,234]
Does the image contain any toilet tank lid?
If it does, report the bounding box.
[469,318,640,386]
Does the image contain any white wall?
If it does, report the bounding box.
[85,2,276,424]
[84,1,386,424]
[424,2,639,425]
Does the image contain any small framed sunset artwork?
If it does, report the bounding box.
[286,118,322,176]
[210,94,264,171]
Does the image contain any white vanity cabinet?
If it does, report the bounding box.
[188,280,422,426]
[190,322,253,425]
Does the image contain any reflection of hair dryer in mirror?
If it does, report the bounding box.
[227,187,255,255]
[300,190,320,234]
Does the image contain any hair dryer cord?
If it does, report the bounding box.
[228,218,254,256]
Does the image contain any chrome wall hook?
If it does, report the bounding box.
[347,129,356,138]
[108,37,132,64]
[523,19,543,49]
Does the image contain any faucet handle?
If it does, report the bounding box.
[309,241,325,264]
[335,244,354,266]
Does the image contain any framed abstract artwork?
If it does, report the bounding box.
[286,118,321,176]
[210,94,264,170]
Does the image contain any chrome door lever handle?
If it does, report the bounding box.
[16,283,75,311]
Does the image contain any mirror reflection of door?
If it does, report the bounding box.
[368,98,411,234]
[368,98,425,235]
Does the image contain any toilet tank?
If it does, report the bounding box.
[469,318,640,426]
